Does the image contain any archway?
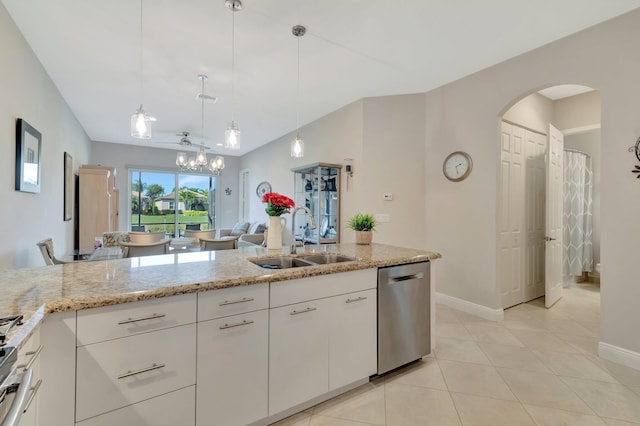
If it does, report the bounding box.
[497,84,600,309]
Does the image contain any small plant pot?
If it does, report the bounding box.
[355,231,373,245]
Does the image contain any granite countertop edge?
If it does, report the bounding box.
[5,244,440,350]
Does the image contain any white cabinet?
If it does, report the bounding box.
[197,310,268,426]
[77,293,196,346]
[269,298,330,415]
[329,288,377,390]
[78,165,118,251]
[197,283,268,322]
[76,386,195,426]
[76,324,196,422]
[269,269,377,416]
[17,328,42,426]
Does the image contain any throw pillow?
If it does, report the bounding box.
[254,223,266,234]
[229,221,251,236]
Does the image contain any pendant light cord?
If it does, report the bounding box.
[231,9,235,122]
[201,76,205,143]
[139,0,144,105]
[296,33,300,134]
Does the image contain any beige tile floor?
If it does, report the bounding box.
[271,283,640,425]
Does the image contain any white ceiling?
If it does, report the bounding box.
[3,0,639,156]
[538,85,595,100]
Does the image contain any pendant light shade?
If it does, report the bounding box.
[291,133,304,158]
[291,25,306,158]
[225,121,240,150]
[131,104,152,139]
[225,0,241,150]
[131,0,153,139]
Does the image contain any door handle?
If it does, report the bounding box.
[544,236,556,241]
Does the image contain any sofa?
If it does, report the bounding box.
[219,221,266,247]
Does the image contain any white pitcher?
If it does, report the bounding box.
[267,216,287,250]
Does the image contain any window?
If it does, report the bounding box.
[129,169,217,237]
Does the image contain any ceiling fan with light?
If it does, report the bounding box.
[160,131,212,150]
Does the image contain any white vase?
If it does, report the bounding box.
[267,216,287,250]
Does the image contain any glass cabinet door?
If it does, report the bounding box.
[292,162,341,245]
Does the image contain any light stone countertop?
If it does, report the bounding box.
[3,243,440,348]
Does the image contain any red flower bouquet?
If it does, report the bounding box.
[262,192,295,216]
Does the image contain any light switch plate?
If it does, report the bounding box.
[383,193,393,201]
[376,213,390,223]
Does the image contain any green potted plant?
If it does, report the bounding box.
[346,213,376,245]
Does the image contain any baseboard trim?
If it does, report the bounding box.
[436,292,504,322]
[598,341,640,371]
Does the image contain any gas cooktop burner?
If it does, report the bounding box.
[0,316,23,347]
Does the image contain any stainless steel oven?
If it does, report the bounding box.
[0,346,33,426]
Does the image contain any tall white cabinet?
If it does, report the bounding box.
[78,165,119,250]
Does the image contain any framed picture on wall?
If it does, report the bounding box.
[15,118,42,193]
[64,152,73,221]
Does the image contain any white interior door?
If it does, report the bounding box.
[524,130,546,302]
[499,122,525,308]
[545,124,564,307]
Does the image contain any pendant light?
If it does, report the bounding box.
[131,0,153,139]
[291,25,306,158]
[224,0,242,150]
[194,74,209,171]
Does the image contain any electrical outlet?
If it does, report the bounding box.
[383,193,393,201]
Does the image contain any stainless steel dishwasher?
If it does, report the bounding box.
[378,261,430,374]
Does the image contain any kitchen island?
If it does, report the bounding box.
[2,243,440,426]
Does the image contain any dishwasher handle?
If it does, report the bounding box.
[1,368,33,426]
[388,272,424,284]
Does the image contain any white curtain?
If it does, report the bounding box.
[563,150,593,279]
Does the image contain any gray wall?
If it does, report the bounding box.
[238,94,427,249]
[422,9,640,354]
[91,141,240,231]
[0,2,90,269]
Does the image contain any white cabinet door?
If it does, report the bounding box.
[18,328,41,426]
[196,310,268,426]
[328,289,377,390]
[76,386,195,426]
[269,298,330,416]
[76,324,196,422]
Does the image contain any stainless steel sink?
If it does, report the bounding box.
[300,254,357,264]
[249,256,315,269]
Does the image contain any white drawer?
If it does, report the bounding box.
[77,293,197,346]
[76,386,195,426]
[197,283,268,321]
[76,324,196,422]
[270,269,377,308]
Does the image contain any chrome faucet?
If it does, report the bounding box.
[291,206,316,254]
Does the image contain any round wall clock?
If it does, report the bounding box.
[256,181,272,199]
[443,151,473,182]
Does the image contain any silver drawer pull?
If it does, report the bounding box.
[118,313,166,325]
[219,319,254,330]
[23,378,42,414]
[219,297,255,306]
[346,296,367,304]
[290,307,317,316]
[117,363,166,379]
[389,272,424,283]
[16,345,44,371]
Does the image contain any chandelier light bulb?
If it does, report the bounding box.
[176,152,187,169]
